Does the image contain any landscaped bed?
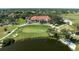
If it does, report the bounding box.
[62,13,79,51]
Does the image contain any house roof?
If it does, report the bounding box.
[30,16,51,21]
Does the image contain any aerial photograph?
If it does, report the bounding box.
[0,8,79,51]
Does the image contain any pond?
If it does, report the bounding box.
[0,37,72,51]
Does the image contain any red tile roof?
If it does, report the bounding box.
[30,16,51,21]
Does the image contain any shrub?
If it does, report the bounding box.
[49,16,64,25]
[70,37,77,43]
[73,23,79,31]
[4,27,8,32]
[47,27,62,40]
[2,38,15,47]
[40,20,47,24]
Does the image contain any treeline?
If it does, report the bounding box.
[0,8,79,25]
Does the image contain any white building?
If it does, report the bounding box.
[63,18,73,25]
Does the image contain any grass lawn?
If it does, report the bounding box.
[62,13,79,24]
[9,25,49,41]
[0,27,6,38]
[0,25,17,39]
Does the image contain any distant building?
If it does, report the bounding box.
[63,18,73,25]
[30,16,51,23]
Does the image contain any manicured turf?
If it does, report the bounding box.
[62,13,79,24]
[9,25,49,41]
[0,25,17,38]
[0,27,6,38]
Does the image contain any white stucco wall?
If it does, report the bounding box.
[63,19,73,25]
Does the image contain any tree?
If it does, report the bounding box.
[4,27,8,32]
[17,18,26,25]
[49,15,64,25]
[2,38,15,47]
[47,26,62,40]
[47,25,74,41]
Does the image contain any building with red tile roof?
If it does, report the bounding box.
[30,16,51,22]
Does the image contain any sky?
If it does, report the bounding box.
[0,0,79,8]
